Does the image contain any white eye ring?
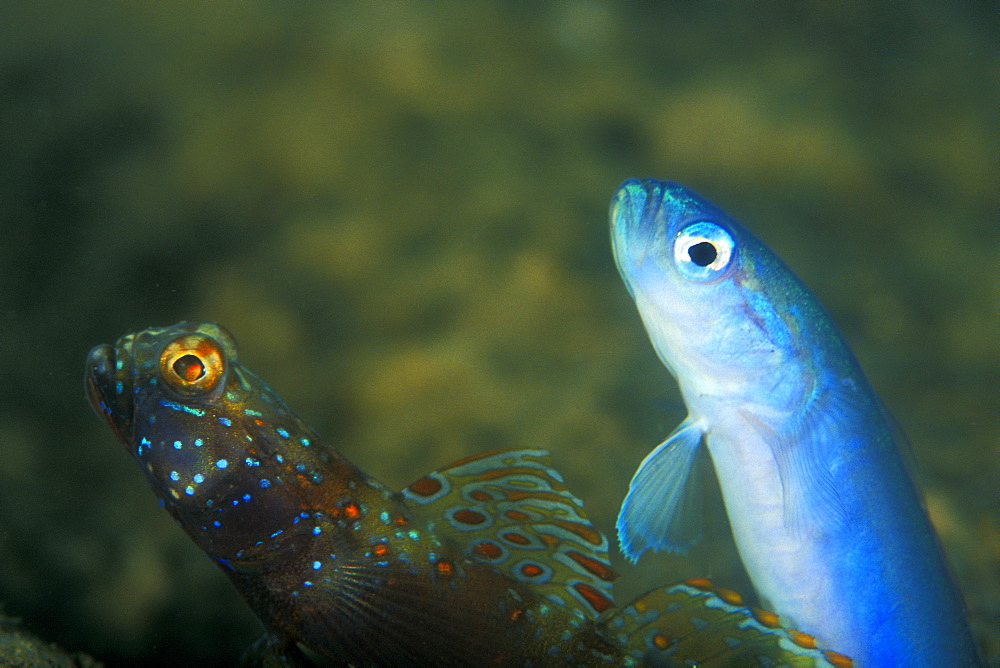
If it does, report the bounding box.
[673,221,735,280]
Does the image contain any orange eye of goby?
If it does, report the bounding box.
[159,335,225,395]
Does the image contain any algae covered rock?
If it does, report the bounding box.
[0,611,99,668]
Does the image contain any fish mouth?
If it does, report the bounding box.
[85,343,115,416]
[610,178,651,246]
[85,337,134,443]
[610,178,668,296]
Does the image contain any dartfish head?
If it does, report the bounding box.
[610,178,815,404]
[87,322,250,508]
[86,322,323,559]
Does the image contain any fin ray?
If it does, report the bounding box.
[616,419,705,561]
[403,448,618,621]
[740,382,862,537]
[604,579,844,666]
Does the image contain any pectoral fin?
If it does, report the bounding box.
[617,419,706,562]
[740,406,849,538]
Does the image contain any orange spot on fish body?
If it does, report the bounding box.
[716,587,743,605]
[565,550,618,582]
[552,520,602,545]
[474,467,546,482]
[752,607,781,628]
[343,503,361,520]
[789,630,817,649]
[685,577,713,590]
[502,532,530,545]
[407,476,442,497]
[504,510,529,521]
[502,490,568,504]
[520,563,544,578]
[469,490,491,502]
[651,633,670,650]
[453,509,487,525]
[435,560,454,577]
[573,582,614,613]
[472,541,503,560]
[823,650,854,667]
[502,490,532,502]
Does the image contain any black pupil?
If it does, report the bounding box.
[174,354,206,382]
[688,241,717,267]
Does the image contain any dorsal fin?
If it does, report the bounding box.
[604,578,853,666]
[402,448,619,622]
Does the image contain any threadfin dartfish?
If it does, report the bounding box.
[611,179,982,666]
[86,321,849,665]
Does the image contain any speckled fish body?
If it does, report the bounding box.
[87,321,848,666]
[611,179,982,666]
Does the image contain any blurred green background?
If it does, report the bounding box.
[0,2,996,665]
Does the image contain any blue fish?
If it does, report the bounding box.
[611,179,983,666]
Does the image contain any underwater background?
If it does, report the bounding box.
[0,2,996,665]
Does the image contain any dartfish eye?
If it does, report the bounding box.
[673,221,735,280]
[173,354,206,382]
[159,335,226,396]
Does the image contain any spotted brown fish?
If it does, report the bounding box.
[86,322,849,665]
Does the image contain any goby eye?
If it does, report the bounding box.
[673,221,735,280]
[173,354,206,382]
[160,335,225,395]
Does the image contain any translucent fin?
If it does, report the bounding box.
[739,386,857,537]
[402,448,619,622]
[616,419,706,562]
[286,549,519,665]
[603,579,852,667]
